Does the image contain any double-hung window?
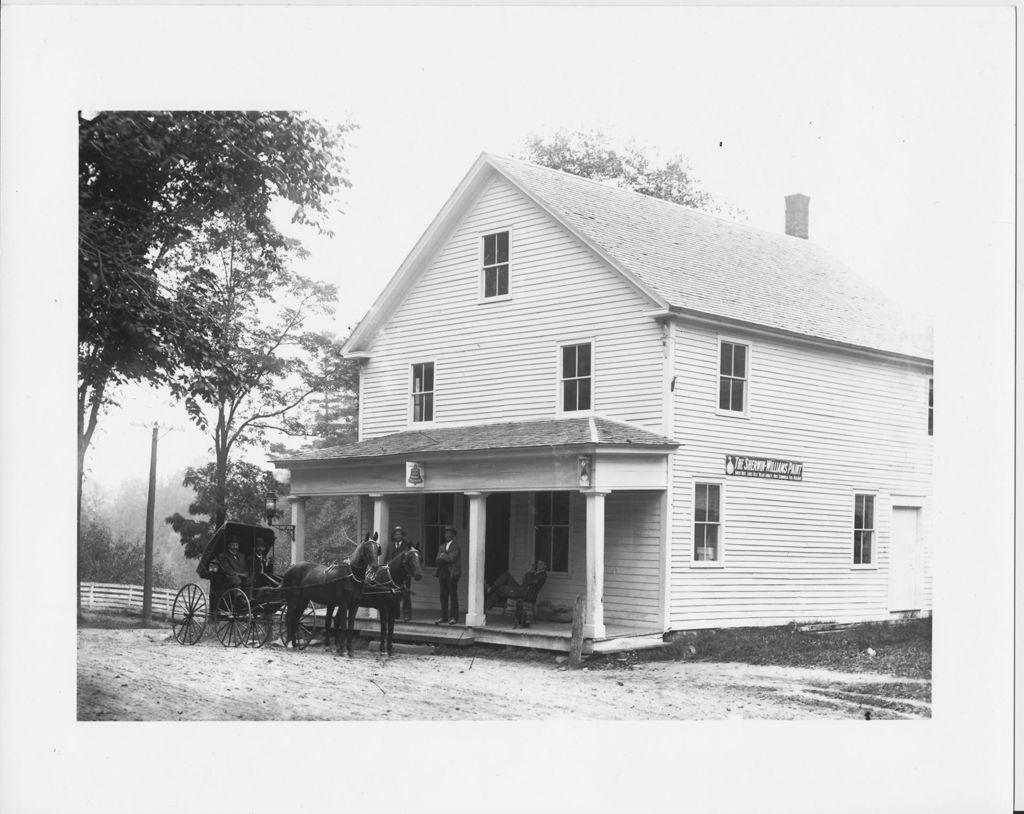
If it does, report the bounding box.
[693,483,722,563]
[411,362,434,423]
[423,493,456,567]
[853,494,875,565]
[718,340,748,414]
[482,231,510,299]
[561,342,592,412]
[534,491,570,573]
[928,378,934,436]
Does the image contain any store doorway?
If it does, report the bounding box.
[484,493,511,585]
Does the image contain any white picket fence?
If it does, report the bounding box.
[80,582,178,617]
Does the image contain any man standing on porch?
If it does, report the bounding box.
[434,525,461,625]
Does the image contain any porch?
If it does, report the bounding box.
[345,607,668,655]
[274,416,679,650]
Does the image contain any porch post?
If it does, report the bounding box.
[464,491,488,627]
[286,496,309,563]
[369,493,390,564]
[582,488,611,638]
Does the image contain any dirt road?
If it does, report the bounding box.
[77,627,930,720]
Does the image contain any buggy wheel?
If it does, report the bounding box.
[215,588,252,647]
[247,614,275,649]
[171,584,208,645]
[277,601,315,649]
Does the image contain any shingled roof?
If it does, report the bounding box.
[273,417,677,465]
[487,155,932,360]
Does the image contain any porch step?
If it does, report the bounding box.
[353,619,476,646]
[588,632,668,654]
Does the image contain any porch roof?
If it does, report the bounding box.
[273,416,677,466]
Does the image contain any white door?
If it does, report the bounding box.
[889,507,921,611]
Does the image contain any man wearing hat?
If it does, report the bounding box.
[218,535,249,590]
[253,537,275,589]
[383,525,414,621]
[434,525,461,624]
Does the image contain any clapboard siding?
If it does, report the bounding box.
[603,491,662,626]
[359,175,665,439]
[668,321,932,629]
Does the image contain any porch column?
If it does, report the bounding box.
[286,496,309,563]
[464,491,488,627]
[369,493,390,564]
[582,488,611,638]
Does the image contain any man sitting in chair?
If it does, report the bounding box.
[484,560,548,628]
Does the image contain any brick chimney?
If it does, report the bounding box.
[785,193,810,239]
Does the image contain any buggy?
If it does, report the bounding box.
[170,522,308,648]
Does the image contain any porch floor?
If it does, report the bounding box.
[346,607,667,655]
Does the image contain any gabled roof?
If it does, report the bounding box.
[272,417,677,466]
[345,153,932,361]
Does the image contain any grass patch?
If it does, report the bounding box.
[78,610,167,630]
[590,617,932,679]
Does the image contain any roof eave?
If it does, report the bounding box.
[273,439,678,468]
[667,306,933,366]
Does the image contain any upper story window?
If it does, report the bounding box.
[411,362,434,423]
[853,493,875,565]
[561,342,592,412]
[693,482,722,563]
[928,378,934,436]
[534,491,570,573]
[718,339,748,414]
[482,230,510,299]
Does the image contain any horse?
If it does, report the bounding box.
[330,547,422,657]
[280,532,379,657]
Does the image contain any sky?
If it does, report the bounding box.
[55,4,1014,494]
[0,5,1016,814]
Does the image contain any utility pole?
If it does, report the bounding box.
[141,423,158,624]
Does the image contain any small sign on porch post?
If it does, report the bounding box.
[578,455,593,488]
[406,461,425,488]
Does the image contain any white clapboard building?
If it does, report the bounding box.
[272,154,933,650]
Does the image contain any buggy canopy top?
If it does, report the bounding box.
[196,521,277,581]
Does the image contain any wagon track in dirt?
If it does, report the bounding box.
[77,628,931,721]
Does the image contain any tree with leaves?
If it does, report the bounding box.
[296,332,360,450]
[518,129,738,217]
[169,213,350,530]
[80,489,175,588]
[79,111,353,597]
[165,461,278,560]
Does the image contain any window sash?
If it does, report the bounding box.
[853,494,875,564]
[423,493,455,567]
[483,265,509,297]
[694,483,721,562]
[483,232,510,298]
[534,491,570,573]
[561,343,592,412]
[718,341,747,412]
[928,378,934,436]
[411,363,434,422]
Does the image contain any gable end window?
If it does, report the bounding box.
[411,362,434,423]
[561,342,592,412]
[694,483,721,562]
[718,340,748,413]
[482,231,510,298]
[853,494,874,565]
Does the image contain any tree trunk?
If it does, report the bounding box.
[77,381,105,621]
[214,411,229,530]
